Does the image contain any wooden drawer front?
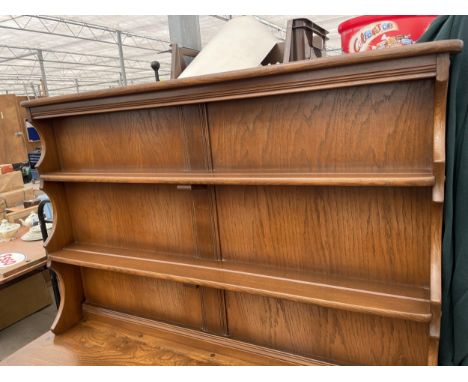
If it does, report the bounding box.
[82,268,203,330]
[217,186,431,286]
[65,183,197,255]
[52,105,209,172]
[225,291,429,365]
[208,81,433,173]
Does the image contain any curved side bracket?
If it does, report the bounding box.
[29,114,80,333]
[50,261,84,334]
[30,118,74,252]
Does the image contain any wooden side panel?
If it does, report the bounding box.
[52,106,207,172]
[216,186,431,286]
[208,81,434,173]
[64,183,197,255]
[225,291,429,365]
[82,268,203,330]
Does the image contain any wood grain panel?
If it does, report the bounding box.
[52,105,207,172]
[217,186,431,286]
[209,81,433,173]
[64,183,197,255]
[225,291,429,365]
[82,268,203,329]
[190,185,228,335]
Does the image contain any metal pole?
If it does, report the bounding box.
[30,82,37,97]
[116,31,127,86]
[22,82,29,98]
[36,49,49,96]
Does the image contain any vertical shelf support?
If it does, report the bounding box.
[428,53,450,365]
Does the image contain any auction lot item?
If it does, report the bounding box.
[2,40,462,366]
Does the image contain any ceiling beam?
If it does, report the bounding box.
[0,15,171,52]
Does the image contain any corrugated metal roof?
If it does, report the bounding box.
[0,15,353,96]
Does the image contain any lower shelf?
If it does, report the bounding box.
[49,243,432,323]
[1,304,329,366]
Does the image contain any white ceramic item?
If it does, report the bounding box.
[0,219,21,241]
[0,252,27,268]
[19,212,39,227]
[21,223,53,242]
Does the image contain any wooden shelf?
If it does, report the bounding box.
[49,244,432,323]
[40,171,435,187]
[2,304,326,365]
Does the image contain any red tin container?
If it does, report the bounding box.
[338,15,437,53]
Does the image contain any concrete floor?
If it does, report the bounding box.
[0,287,57,361]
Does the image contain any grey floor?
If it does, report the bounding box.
[0,287,57,361]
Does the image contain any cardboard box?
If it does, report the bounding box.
[0,171,23,193]
[0,187,34,208]
[0,271,52,330]
[6,205,39,223]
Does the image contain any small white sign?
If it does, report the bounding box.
[0,252,27,268]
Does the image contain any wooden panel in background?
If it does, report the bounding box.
[225,291,429,365]
[209,81,433,173]
[82,268,203,330]
[217,186,431,286]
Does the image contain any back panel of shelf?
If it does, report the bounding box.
[47,80,434,175]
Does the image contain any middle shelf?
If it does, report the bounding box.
[39,171,435,187]
[49,243,432,323]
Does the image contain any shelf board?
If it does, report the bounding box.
[40,171,435,187]
[49,244,432,323]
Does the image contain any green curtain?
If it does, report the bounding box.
[419,16,468,366]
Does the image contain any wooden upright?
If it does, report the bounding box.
[3,40,462,366]
[0,95,32,164]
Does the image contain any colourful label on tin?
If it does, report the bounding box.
[349,21,415,53]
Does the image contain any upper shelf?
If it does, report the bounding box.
[49,243,432,323]
[40,171,435,187]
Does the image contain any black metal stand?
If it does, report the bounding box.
[151,61,160,81]
[38,199,60,308]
